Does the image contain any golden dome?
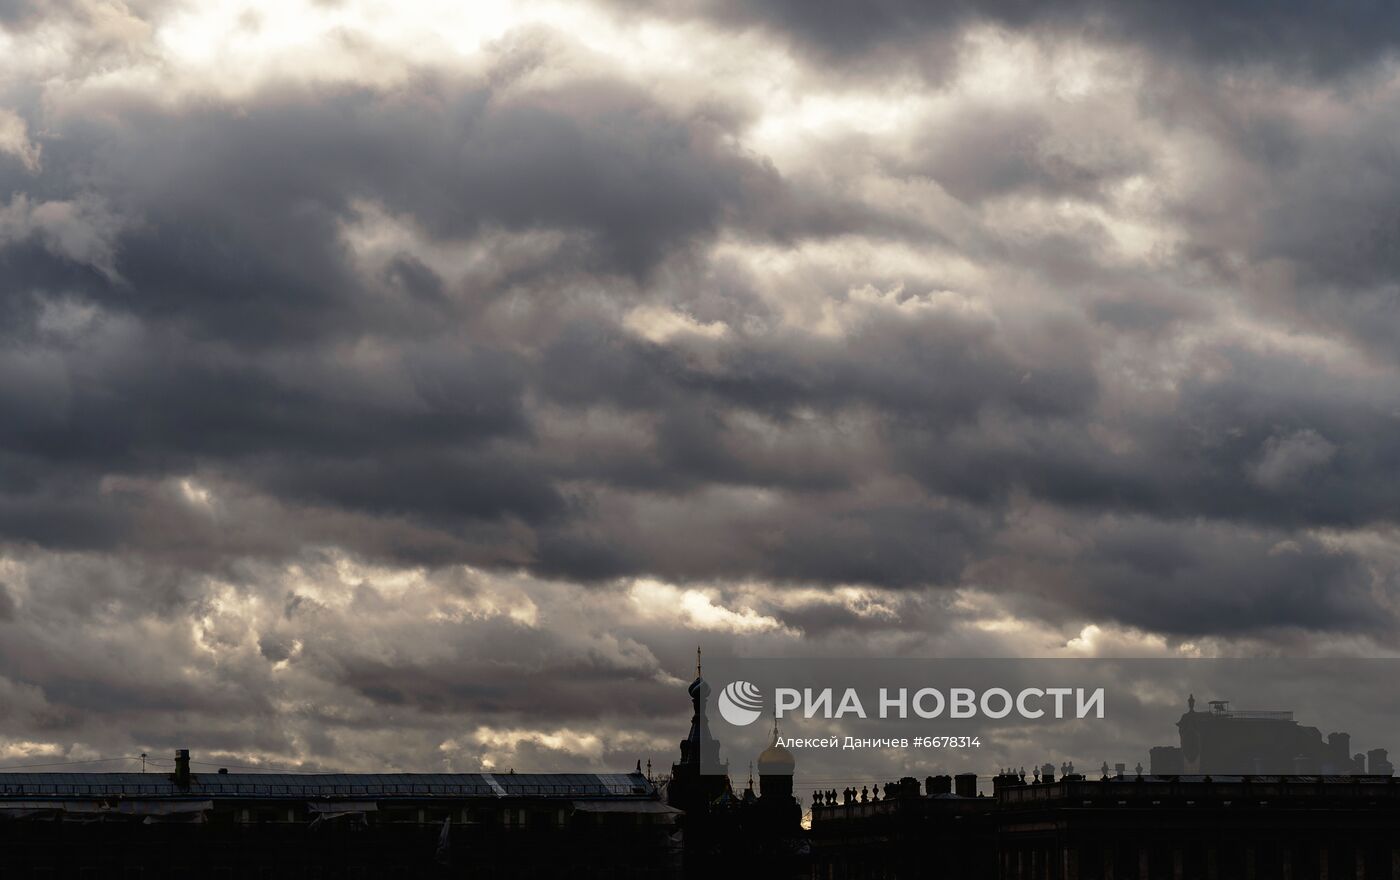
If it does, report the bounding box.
[757,721,795,774]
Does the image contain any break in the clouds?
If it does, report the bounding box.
[2,0,1400,776]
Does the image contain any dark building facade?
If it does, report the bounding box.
[0,752,680,878]
[811,697,1400,879]
[810,775,996,879]
[812,772,1400,879]
[992,774,1400,880]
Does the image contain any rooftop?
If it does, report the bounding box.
[0,771,656,801]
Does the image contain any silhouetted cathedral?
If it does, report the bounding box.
[664,649,732,818]
[662,649,806,877]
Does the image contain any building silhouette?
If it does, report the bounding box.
[0,755,681,877]
[4,682,1396,878]
[756,718,801,828]
[1149,694,1389,775]
[661,649,805,877]
[0,649,806,877]
[812,770,1400,879]
[664,649,732,823]
[810,695,1400,879]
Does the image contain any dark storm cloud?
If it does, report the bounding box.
[23,82,748,339]
[893,101,1151,206]
[672,0,1400,79]
[1131,73,1400,361]
[890,340,1400,529]
[0,324,545,548]
[6,121,1399,609]
[322,631,675,719]
[2,64,899,348]
[540,295,1096,424]
[978,516,1390,639]
[0,60,913,557]
[0,0,55,28]
[1090,292,1203,336]
[535,495,986,588]
[0,59,1103,587]
[0,0,167,29]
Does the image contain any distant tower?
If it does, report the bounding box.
[757,716,796,802]
[1369,748,1394,776]
[755,715,802,833]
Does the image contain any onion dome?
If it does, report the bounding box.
[758,719,795,775]
[688,676,711,700]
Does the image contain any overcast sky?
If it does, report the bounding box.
[3,0,1400,783]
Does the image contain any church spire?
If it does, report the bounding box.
[678,645,720,769]
[668,645,732,814]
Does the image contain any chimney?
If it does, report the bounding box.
[174,749,191,788]
[992,771,1013,795]
[953,773,977,798]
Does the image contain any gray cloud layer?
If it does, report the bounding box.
[685,0,1400,79]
